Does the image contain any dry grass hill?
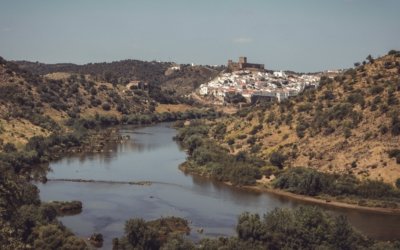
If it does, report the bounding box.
[212,51,400,185]
[15,60,222,104]
[0,57,155,148]
[0,57,223,150]
[160,65,221,96]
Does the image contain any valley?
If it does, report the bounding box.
[1,51,400,249]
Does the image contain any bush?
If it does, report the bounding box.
[235,207,370,250]
[270,151,286,169]
[396,178,400,189]
[323,90,335,100]
[124,218,160,249]
[344,128,352,138]
[388,50,400,55]
[113,217,190,250]
[237,134,247,140]
[388,149,400,158]
[297,103,313,113]
[213,123,226,139]
[3,142,17,153]
[273,167,400,200]
[296,121,309,138]
[250,124,263,135]
[250,144,261,154]
[369,85,384,95]
[227,138,235,145]
[101,102,111,111]
[230,165,261,186]
[391,115,400,136]
[347,92,365,107]
[273,168,329,196]
[246,136,256,145]
[357,180,393,199]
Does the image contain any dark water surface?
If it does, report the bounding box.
[37,123,400,248]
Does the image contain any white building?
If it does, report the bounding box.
[199,84,208,95]
[273,70,286,78]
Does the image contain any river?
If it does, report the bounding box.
[37,123,400,249]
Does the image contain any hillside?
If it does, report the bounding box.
[0,57,156,148]
[161,64,221,96]
[15,60,222,104]
[210,51,400,185]
[0,57,222,249]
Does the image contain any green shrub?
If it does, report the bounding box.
[234,207,370,250]
[388,50,400,55]
[250,124,263,135]
[396,178,400,189]
[344,128,352,138]
[387,149,400,158]
[296,120,309,138]
[357,180,393,199]
[323,90,335,100]
[266,112,275,123]
[246,136,256,145]
[3,143,17,153]
[273,167,400,200]
[250,144,261,153]
[369,85,384,95]
[273,168,329,196]
[297,103,313,113]
[227,138,235,145]
[270,151,286,169]
[101,102,111,111]
[347,92,365,107]
[213,123,226,139]
[230,165,261,186]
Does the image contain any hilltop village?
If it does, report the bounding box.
[198,57,320,104]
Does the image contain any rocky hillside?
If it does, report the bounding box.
[161,64,221,96]
[212,51,400,185]
[0,57,155,148]
[15,60,222,104]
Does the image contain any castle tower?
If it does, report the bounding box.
[239,57,247,64]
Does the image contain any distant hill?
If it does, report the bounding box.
[15,59,170,85]
[211,51,400,185]
[15,60,222,103]
[0,57,223,148]
[0,57,156,148]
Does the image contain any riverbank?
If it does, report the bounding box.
[179,163,400,215]
[37,122,400,247]
[244,185,400,215]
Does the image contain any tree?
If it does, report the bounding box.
[366,54,375,64]
[160,235,195,250]
[237,212,265,241]
[3,142,17,153]
[230,165,261,186]
[270,151,286,169]
[330,215,364,250]
[185,135,203,155]
[396,178,400,189]
[124,218,159,249]
[101,102,111,111]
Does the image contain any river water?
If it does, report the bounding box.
[37,123,400,248]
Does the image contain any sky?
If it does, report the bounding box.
[0,0,399,72]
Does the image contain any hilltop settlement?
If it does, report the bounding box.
[198,57,320,104]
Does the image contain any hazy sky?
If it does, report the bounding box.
[0,0,399,72]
